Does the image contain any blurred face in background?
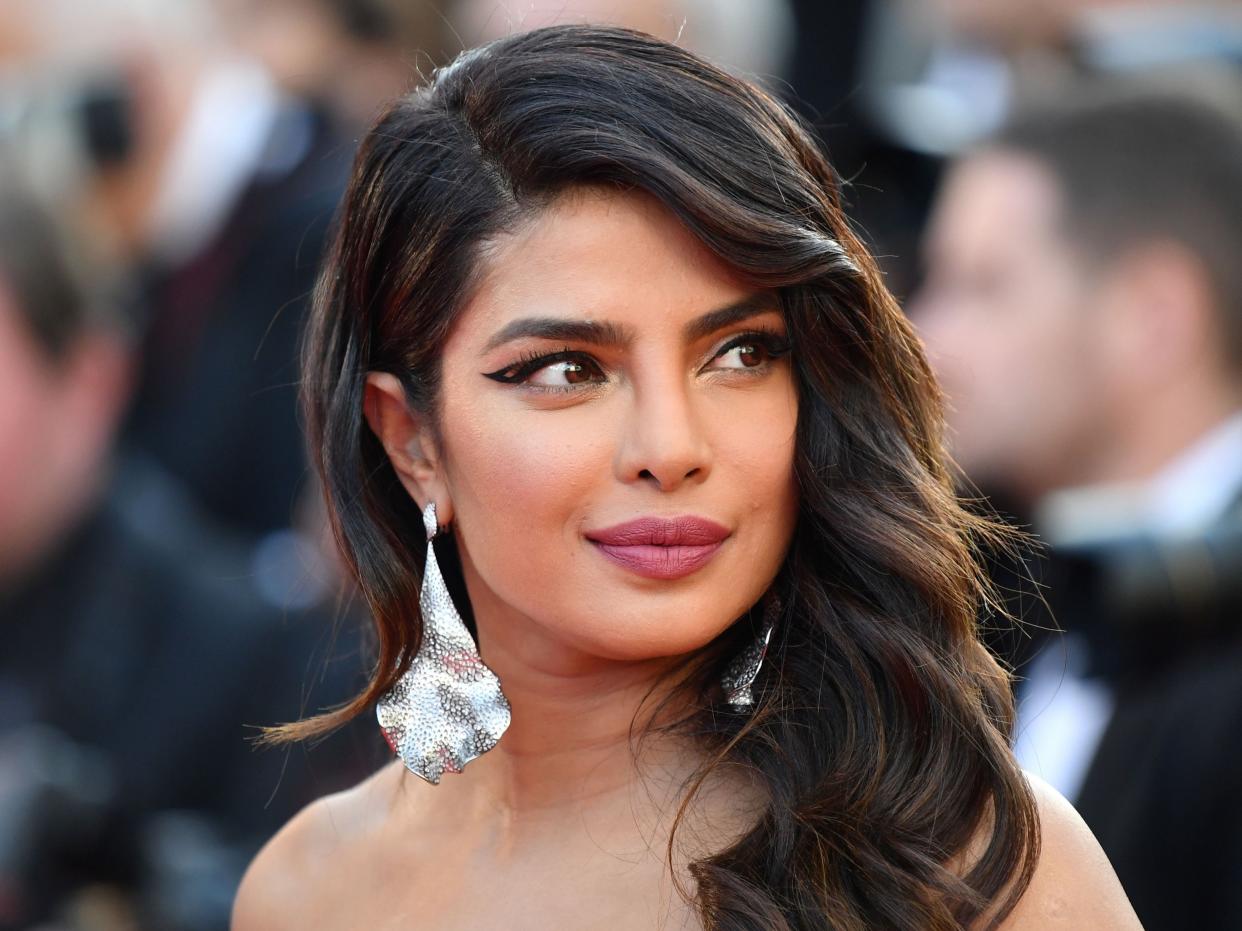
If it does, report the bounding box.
[214,0,344,97]
[911,149,1112,505]
[0,279,61,580]
[0,275,130,584]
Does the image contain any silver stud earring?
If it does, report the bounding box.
[721,594,781,709]
[376,501,512,784]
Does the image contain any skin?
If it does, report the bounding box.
[233,187,1142,929]
[911,149,1241,509]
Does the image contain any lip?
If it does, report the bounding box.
[585,516,731,580]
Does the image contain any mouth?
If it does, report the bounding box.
[584,515,730,581]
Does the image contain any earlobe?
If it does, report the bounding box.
[362,372,452,521]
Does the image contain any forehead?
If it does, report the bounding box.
[928,150,1067,260]
[450,187,755,348]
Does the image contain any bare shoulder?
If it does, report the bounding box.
[992,770,1142,930]
[231,760,409,930]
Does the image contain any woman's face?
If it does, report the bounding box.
[416,187,799,664]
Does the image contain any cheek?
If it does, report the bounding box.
[457,410,605,510]
[708,387,800,532]
[950,291,1063,414]
[0,361,57,506]
[440,396,608,575]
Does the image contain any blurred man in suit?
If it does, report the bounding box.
[911,74,1242,930]
[0,167,375,930]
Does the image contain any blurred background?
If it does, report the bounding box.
[0,1,1239,928]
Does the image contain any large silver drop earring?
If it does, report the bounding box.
[376,501,512,784]
[721,593,781,709]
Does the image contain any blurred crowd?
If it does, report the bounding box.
[0,1,1239,929]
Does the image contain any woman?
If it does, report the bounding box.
[234,24,1141,930]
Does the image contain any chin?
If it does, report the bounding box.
[560,603,741,663]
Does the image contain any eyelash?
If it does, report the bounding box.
[483,329,793,395]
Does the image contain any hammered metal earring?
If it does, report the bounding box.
[376,501,512,784]
[721,593,781,709]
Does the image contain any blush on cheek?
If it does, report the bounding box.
[466,415,604,512]
[445,406,605,589]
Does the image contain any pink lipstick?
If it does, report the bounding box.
[585,516,730,580]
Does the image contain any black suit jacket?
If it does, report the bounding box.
[994,493,1242,931]
[0,453,380,927]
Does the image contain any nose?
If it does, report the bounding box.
[614,372,712,492]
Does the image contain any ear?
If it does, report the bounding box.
[362,372,453,525]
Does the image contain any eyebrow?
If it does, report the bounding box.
[481,292,781,354]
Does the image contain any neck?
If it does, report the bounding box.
[463,610,700,821]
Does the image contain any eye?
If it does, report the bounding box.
[527,357,605,389]
[705,331,791,372]
[482,329,792,394]
[482,347,607,393]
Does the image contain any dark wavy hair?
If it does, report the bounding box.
[266,23,1039,930]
